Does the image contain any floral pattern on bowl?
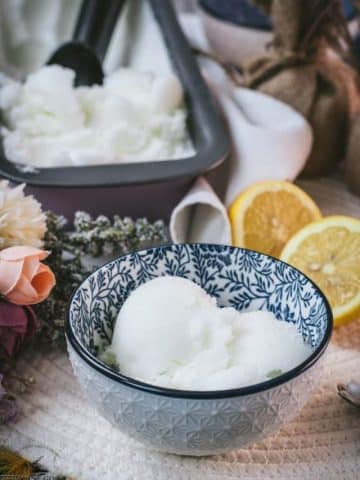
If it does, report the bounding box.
[66,244,332,455]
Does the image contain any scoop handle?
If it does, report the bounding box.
[73,0,125,62]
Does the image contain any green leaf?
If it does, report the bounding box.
[266,369,283,379]
[98,348,119,370]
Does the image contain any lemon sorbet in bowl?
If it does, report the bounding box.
[66,244,332,456]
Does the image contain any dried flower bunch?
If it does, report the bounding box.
[71,211,168,258]
[35,211,168,346]
[0,445,73,479]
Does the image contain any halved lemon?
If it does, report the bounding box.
[281,216,360,327]
[229,181,322,257]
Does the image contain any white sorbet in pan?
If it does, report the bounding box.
[111,276,312,391]
[0,65,193,168]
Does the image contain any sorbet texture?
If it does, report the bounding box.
[111,276,312,391]
[0,65,193,167]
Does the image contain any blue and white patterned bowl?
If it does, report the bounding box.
[66,244,332,456]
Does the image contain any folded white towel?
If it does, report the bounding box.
[169,177,231,244]
[170,14,313,244]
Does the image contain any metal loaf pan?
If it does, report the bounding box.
[0,0,229,221]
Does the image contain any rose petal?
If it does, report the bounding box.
[0,315,28,329]
[0,327,19,356]
[31,264,56,302]
[0,303,38,358]
[0,302,29,328]
[22,255,40,281]
[0,258,24,295]
[6,274,38,305]
[23,305,39,335]
[0,246,49,262]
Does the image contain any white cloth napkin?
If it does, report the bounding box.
[170,177,231,243]
[170,14,313,244]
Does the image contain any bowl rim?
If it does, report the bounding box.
[198,0,272,32]
[65,243,333,400]
[198,0,357,31]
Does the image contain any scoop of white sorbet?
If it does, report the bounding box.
[0,65,193,167]
[111,276,312,391]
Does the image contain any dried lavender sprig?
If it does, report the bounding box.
[70,211,168,257]
[34,211,168,348]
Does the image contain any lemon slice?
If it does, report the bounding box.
[281,216,360,326]
[229,181,322,257]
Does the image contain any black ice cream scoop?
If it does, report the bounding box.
[48,0,125,86]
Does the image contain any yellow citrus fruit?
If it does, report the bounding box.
[280,216,360,327]
[229,180,322,257]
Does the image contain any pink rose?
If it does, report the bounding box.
[0,301,38,358]
[0,246,55,305]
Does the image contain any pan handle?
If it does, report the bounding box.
[73,0,125,61]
